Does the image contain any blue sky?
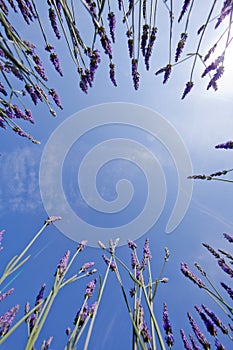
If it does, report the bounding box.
[1,2,233,349]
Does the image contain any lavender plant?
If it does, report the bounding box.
[1,1,233,141]
[180,233,233,349]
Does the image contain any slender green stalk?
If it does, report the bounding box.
[0,221,49,286]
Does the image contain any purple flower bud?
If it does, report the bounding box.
[88,301,97,316]
[74,302,88,326]
[102,254,116,271]
[49,7,61,39]
[85,279,96,298]
[163,64,172,84]
[35,283,46,314]
[221,282,233,300]
[109,62,117,86]
[187,312,210,349]
[201,55,224,78]
[127,240,137,250]
[0,304,19,336]
[178,0,191,23]
[50,52,63,76]
[0,82,7,96]
[98,27,112,59]
[143,238,152,260]
[131,58,140,90]
[25,84,38,105]
[189,334,201,350]
[202,243,220,258]
[215,338,226,350]
[180,329,192,350]
[131,252,139,269]
[215,1,232,28]
[218,258,233,277]
[207,66,224,91]
[49,89,63,109]
[141,320,152,343]
[78,240,87,251]
[108,12,116,43]
[66,327,71,335]
[163,303,173,336]
[41,336,53,350]
[0,288,14,303]
[45,216,62,225]
[215,141,233,150]
[80,262,95,273]
[201,304,228,334]
[195,305,217,336]
[127,38,134,58]
[180,263,205,288]
[145,27,157,70]
[140,24,149,57]
[223,233,233,242]
[56,250,70,278]
[175,33,188,62]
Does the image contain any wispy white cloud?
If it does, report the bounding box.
[0,146,42,216]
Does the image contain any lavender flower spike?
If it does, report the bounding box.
[201,304,228,334]
[127,239,137,250]
[194,305,217,336]
[163,303,174,347]
[215,141,233,150]
[80,262,95,273]
[223,233,233,243]
[180,263,205,288]
[180,329,192,350]
[0,288,14,303]
[0,304,19,336]
[181,81,194,99]
[85,279,97,298]
[78,240,87,251]
[102,254,117,271]
[56,250,70,278]
[187,312,210,349]
[45,216,62,225]
[221,282,233,300]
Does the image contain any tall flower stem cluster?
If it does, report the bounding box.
[1,1,233,142]
[180,233,233,349]
[98,237,171,349]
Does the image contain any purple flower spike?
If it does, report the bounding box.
[41,336,53,350]
[140,24,149,57]
[215,141,233,150]
[207,66,224,91]
[50,52,63,76]
[223,233,233,242]
[25,84,38,105]
[35,283,46,314]
[0,82,7,96]
[131,59,140,90]
[145,27,157,70]
[102,254,116,271]
[178,0,191,23]
[218,258,233,277]
[108,12,116,43]
[0,288,14,303]
[74,302,88,326]
[163,303,174,347]
[215,338,226,350]
[180,329,192,350]
[163,64,172,84]
[141,320,152,343]
[127,240,137,250]
[98,27,112,59]
[49,89,63,109]
[187,312,210,349]
[221,282,233,300]
[189,334,201,350]
[215,1,233,29]
[89,301,97,316]
[45,216,62,225]
[131,252,139,269]
[195,305,217,336]
[143,238,152,260]
[180,263,205,288]
[0,304,19,336]
[175,33,188,62]
[78,240,87,251]
[202,243,220,258]
[109,62,117,86]
[56,250,70,278]
[201,304,228,334]
[49,7,61,39]
[85,279,97,298]
[80,262,95,273]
